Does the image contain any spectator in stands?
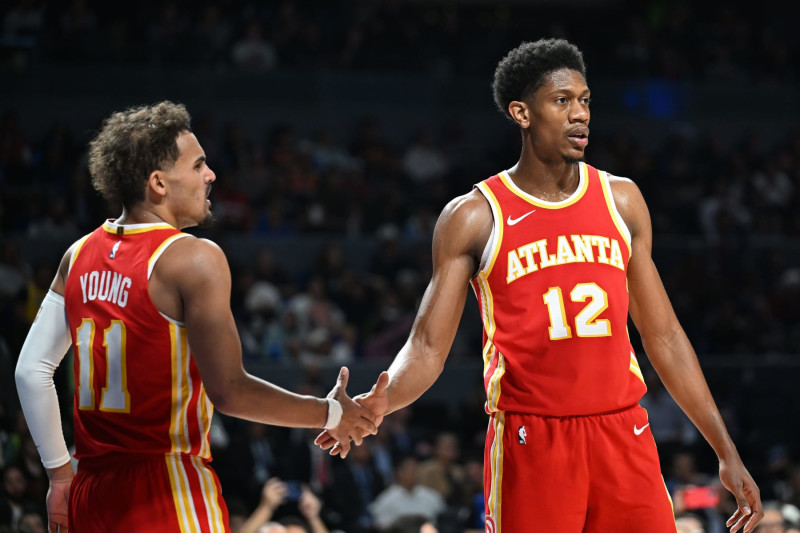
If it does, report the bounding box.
[676,512,706,533]
[758,501,789,532]
[370,455,445,531]
[231,21,277,71]
[388,514,438,533]
[417,432,465,505]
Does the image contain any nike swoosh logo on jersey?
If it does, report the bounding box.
[634,423,649,436]
[506,210,536,226]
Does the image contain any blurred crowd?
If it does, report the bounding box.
[1,105,799,364]
[1,0,797,83]
[2,1,800,532]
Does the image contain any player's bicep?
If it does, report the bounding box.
[174,240,245,398]
[622,185,682,343]
[408,194,487,359]
[628,252,679,337]
[410,253,474,355]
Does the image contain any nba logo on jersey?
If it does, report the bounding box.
[110,241,121,259]
[518,425,527,444]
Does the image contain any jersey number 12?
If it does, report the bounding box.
[543,283,611,340]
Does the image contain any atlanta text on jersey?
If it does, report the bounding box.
[506,234,625,284]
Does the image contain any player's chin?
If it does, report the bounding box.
[199,210,216,228]
[562,152,586,164]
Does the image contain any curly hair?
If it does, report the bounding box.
[88,101,192,209]
[492,38,587,121]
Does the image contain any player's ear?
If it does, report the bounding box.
[508,100,530,128]
[147,170,167,199]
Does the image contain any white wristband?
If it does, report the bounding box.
[324,398,343,430]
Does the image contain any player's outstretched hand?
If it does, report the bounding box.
[323,367,379,458]
[720,458,763,533]
[47,476,72,533]
[316,371,390,456]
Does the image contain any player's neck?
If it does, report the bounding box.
[507,154,580,199]
[115,206,175,228]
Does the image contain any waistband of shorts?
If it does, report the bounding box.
[77,452,203,471]
[498,402,640,420]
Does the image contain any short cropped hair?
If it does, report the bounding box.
[492,38,587,120]
[88,101,192,209]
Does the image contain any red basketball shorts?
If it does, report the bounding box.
[69,453,230,532]
[483,404,676,533]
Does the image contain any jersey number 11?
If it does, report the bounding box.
[75,318,130,412]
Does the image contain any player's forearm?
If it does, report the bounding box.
[210,374,328,428]
[15,291,73,469]
[644,331,738,461]
[385,340,447,414]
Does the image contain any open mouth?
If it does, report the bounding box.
[567,128,589,146]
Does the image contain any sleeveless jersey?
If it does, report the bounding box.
[470,162,646,416]
[64,220,214,460]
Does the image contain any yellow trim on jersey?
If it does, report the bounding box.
[487,351,507,413]
[102,220,175,235]
[180,327,192,451]
[663,476,674,513]
[476,182,504,277]
[498,162,589,209]
[475,274,497,366]
[598,171,632,257]
[148,233,191,279]
[170,324,192,453]
[69,234,92,270]
[197,385,212,460]
[474,273,507,412]
[487,412,505,529]
[190,455,226,533]
[629,352,645,384]
[166,455,202,533]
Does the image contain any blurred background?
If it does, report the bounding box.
[0,1,798,532]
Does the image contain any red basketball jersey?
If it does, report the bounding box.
[470,162,646,416]
[64,220,214,460]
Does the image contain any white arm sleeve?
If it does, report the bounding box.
[15,290,73,469]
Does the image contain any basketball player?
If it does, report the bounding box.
[15,101,379,532]
[317,39,763,532]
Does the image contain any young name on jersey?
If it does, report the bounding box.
[506,233,625,284]
[78,270,132,307]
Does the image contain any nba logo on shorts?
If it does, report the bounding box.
[485,515,496,533]
[518,425,527,445]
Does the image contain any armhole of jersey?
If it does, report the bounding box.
[67,233,92,276]
[159,311,185,327]
[148,233,191,326]
[475,182,503,276]
[599,171,633,257]
[147,233,191,280]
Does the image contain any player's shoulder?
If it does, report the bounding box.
[600,170,645,207]
[160,234,227,268]
[439,188,492,227]
[59,231,95,280]
[434,189,492,256]
[599,170,649,236]
[604,172,636,189]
